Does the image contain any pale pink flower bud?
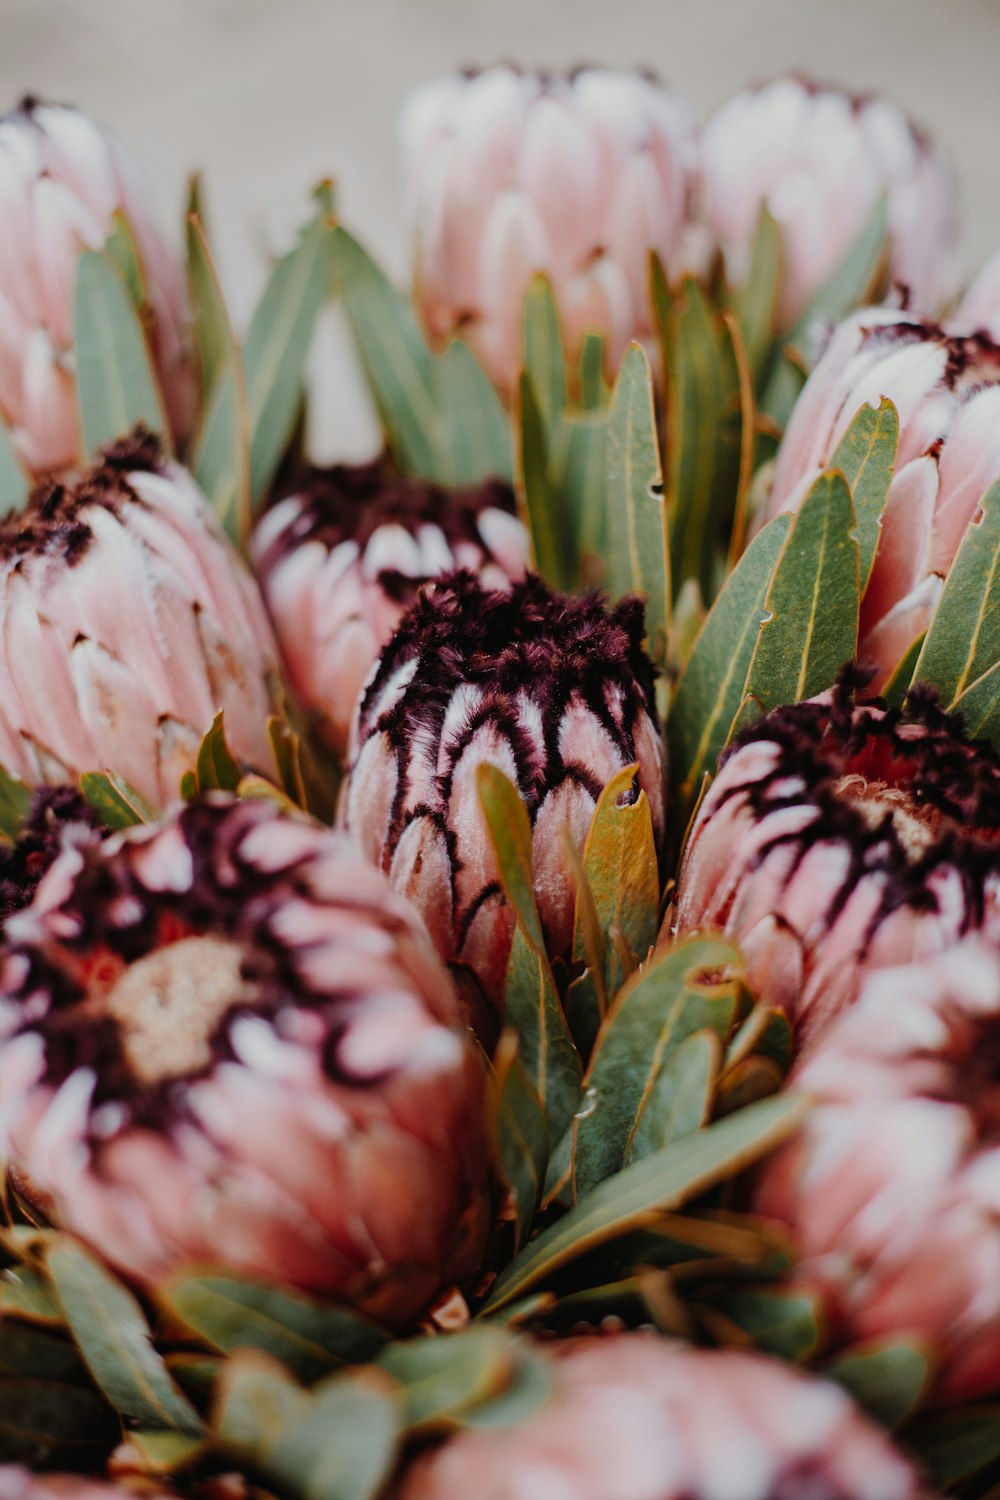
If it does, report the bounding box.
[0,1470,162,1500]
[342,573,665,1016]
[401,66,697,391]
[252,459,528,758]
[673,677,1000,1053]
[396,1333,919,1500]
[0,429,281,806]
[0,795,490,1323]
[758,939,1000,1404]
[0,98,192,474]
[953,247,1000,340]
[701,77,959,330]
[763,308,1000,689]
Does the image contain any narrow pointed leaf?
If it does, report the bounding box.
[0,421,28,518]
[625,1028,719,1164]
[831,398,898,590]
[825,1341,930,1430]
[0,766,31,840]
[482,1092,806,1312]
[578,334,607,409]
[186,211,233,404]
[79,770,158,829]
[377,1327,514,1429]
[503,922,583,1144]
[603,344,669,670]
[75,251,169,458]
[439,339,512,483]
[882,633,925,710]
[713,1287,821,1362]
[522,277,566,429]
[746,470,859,710]
[735,205,781,379]
[46,1238,202,1433]
[475,764,543,949]
[103,212,148,311]
[491,1034,549,1251]
[573,936,741,1194]
[574,765,659,999]
[194,712,241,794]
[668,514,790,804]
[128,1429,206,1474]
[952,657,1000,749]
[912,477,1000,705]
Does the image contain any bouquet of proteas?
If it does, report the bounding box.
[0,63,999,1500]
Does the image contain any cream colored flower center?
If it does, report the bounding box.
[835,774,943,859]
[105,936,250,1084]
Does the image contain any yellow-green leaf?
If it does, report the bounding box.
[75,251,170,458]
[912,477,1000,707]
[831,398,898,591]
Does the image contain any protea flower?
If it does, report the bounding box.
[762,308,1000,688]
[0,794,490,1322]
[0,786,103,924]
[701,77,959,330]
[758,939,1000,1405]
[342,572,664,1013]
[0,428,281,805]
[400,66,697,391]
[252,458,528,757]
[0,98,190,475]
[396,1333,919,1500]
[953,247,1000,339]
[672,676,1000,1053]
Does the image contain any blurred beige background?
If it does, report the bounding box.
[3,0,997,457]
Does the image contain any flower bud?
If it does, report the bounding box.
[0,795,490,1322]
[701,77,959,330]
[400,66,697,391]
[0,428,281,805]
[252,459,528,757]
[343,572,664,1012]
[758,939,1000,1404]
[763,308,1000,688]
[0,98,191,474]
[396,1333,919,1500]
[953,247,1000,339]
[672,676,1000,1053]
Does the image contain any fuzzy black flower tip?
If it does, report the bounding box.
[344,570,666,1010]
[676,671,1000,1052]
[251,460,529,758]
[0,787,104,925]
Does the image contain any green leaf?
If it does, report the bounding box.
[786,194,890,362]
[824,1340,930,1430]
[491,1034,549,1252]
[439,339,512,484]
[462,1345,552,1430]
[46,1237,202,1433]
[915,1407,1000,1489]
[745,470,859,711]
[830,398,898,592]
[668,514,791,805]
[713,1287,821,1362]
[912,477,1000,707]
[519,383,607,594]
[128,1428,206,1475]
[377,1326,514,1429]
[664,275,744,602]
[578,334,607,410]
[0,420,28,517]
[734,205,781,381]
[268,715,309,807]
[194,711,242,794]
[522,277,566,430]
[188,213,251,546]
[572,936,741,1195]
[79,770,158,829]
[165,1274,387,1384]
[475,764,544,949]
[215,1354,400,1500]
[625,1028,719,1164]
[481,1092,806,1313]
[603,344,669,671]
[104,211,148,311]
[246,194,337,504]
[0,1265,63,1325]
[503,922,583,1145]
[574,765,659,1001]
[74,250,170,458]
[0,765,32,840]
[881,632,925,711]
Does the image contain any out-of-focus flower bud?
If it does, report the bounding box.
[343,572,664,1011]
[763,308,1000,689]
[252,458,528,758]
[0,428,281,805]
[701,77,959,330]
[396,1333,919,1500]
[0,1470,162,1500]
[953,247,1000,340]
[758,939,1000,1404]
[0,795,491,1323]
[400,66,697,392]
[0,98,191,474]
[0,786,103,925]
[672,677,1000,1053]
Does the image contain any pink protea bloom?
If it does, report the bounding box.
[953,247,1000,339]
[762,308,1000,689]
[0,428,281,805]
[673,678,1000,1053]
[342,572,665,1016]
[400,66,697,392]
[396,1333,919,1500]
[252,458,528,757]
[701,77,959,331]
[0,795,490,1323]
[0,98,191,475]
[758,939,1000,1404]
